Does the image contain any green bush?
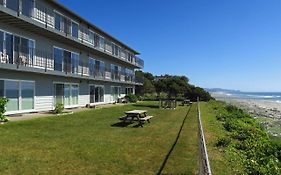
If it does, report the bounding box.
[0,98,9,122]
[215,137,231,147]
[211,101,281,174]
[54,103,64,114]
[125,94,138,103]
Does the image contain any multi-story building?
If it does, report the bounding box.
[0,0,144,115]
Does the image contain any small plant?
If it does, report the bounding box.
[54,103,64,114]
[125,94,138,103]
[0,98,9,122]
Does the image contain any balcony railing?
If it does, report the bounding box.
[0,43,143,84]
[0,0,144,69]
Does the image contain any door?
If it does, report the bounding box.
[90,85,95,103]
[54,84,64,105]
[5,33,13,64]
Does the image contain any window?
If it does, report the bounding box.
[0,0,4,5]
[111,86,120,102]
[63,50,71,73]
[54,83,64,105]
[6,0,18,11]
[72,22,78,38]
[71,85,79,105]
[54,47,79,73]
[71,52,79,74]
[54,47,63,71]
[0,31,3,55]
[22,0,35,17]
[126,87,134,95]
[54,83,79,107]
[95,86,104,103]
[55,12,61,31]
[88,57,95,76]
[89,31,95,45]
[5,33,13,64]
[5,81,19,111]
[94,60,105,78]
[111,64,120,80]
[21,81,34,110]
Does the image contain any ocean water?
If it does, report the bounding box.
[217,92,281,103]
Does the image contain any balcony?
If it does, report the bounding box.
[0,43,143,85]
[0,0,144,69]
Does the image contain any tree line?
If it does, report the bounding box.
[135,71,213,101]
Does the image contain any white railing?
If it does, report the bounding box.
[197,99,212,175]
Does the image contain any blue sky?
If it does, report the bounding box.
[59,0,281,92]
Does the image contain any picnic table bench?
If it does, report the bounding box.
[119,110,153,127]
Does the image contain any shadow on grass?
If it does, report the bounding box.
[156,105,192,175]
[111,122,132,127]
[132,103,159,109]
[111,121,144,128]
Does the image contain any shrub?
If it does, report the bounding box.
[0,98,9,122]
[125,94,138,103]
[54,103,64,114]
[215,137,231,147]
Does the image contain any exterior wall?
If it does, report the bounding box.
[0,69,135,114]
[0,0,141,115]
[0,22,136,70]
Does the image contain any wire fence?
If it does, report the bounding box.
[197,99,212,175]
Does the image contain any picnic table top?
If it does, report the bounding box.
[125,110,147,114]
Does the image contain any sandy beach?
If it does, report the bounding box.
[212,92,281,137]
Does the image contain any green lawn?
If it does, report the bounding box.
[0,101,199,175]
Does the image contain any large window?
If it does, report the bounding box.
[71,52,79,74]
[22,0,35,17]
[0,80,35,112]
[111,86,120,102]
[5,81,19,111]
[125,87,134,95]
[72,22,78,38]
[54,47,63,71]
[88,57,95,76]
[21,81,34,110]
[54,47,79,74]
[54,83,79,107]
[94,60,105,78]
[0,31,34,65]
[95,86,104,103]
[6,0,18,11]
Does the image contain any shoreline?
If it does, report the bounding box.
[212,93,281,137]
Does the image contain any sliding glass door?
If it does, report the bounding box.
[22,0,35,17]
[5,81,19,111]
[89,85,104,103]
[89,85,95,103]
[1,80,35,112]
[21,81,34,110]
[54,83,79,107]
[5,33,13,64]
[111,86,120,102]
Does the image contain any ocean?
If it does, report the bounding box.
[214,91,281,103]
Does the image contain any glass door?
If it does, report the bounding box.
[63,50,71,73]
[5,81,20,111]
[90,85,95,103]
[64,84,71,106]
[54,84,64,105]
[54,48,63,71]
[5,33,13,64]
[112,86,120,102]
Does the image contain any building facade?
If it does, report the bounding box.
[0,0,144,115]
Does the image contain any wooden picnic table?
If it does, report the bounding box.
[120,110,153,127]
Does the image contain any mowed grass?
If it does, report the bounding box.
[200,102,235,174]
[0,101,198,175]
